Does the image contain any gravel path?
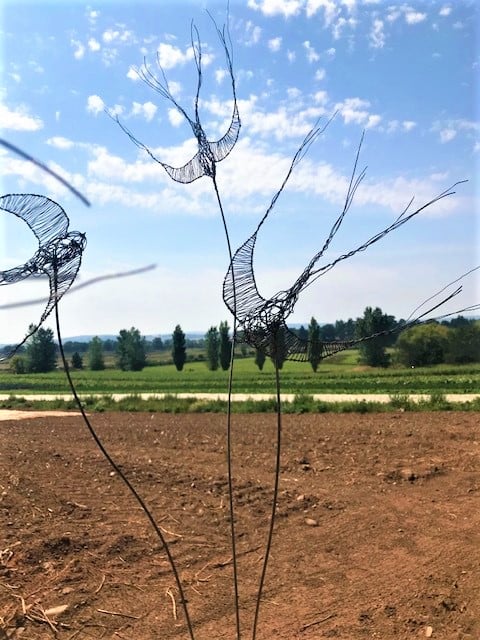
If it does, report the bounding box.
[0,392,478,403]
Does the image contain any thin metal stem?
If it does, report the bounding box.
[212,175,242,640]
[251,357,282,640]
[53,296,196,640]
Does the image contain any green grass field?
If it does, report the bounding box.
[1,351,479,395]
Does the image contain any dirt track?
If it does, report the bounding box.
[1,411,479,639]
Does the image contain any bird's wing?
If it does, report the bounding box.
[0,194,70,245]
[161,151,208,184]
[208,103,241,163]
[223,231,266,322]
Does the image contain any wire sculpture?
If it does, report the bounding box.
[3,11,477,640]
[0,194,86,359]
[113,12,245,638]
[222,123,476,639]
[0,147,197,638]
[112,18,240,186]
[223,126,468,361]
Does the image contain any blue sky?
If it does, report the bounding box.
[1,0,478,343]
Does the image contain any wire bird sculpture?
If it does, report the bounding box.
[114,12,248,639]
[112,19,240,187]
[1,143,199,638]
[222,123,476,639]
[0,194,86,359]
[223,127,468,361]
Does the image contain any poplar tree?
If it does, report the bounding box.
[307,317,322,372]
[219,321,231,371]
[172,325,187,371]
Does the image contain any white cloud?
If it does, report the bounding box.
[28,60,44,74]
[325,47,336,57]
[46,136,75,150]
[268,37,282,52]
[87,9,100,24]
[247,105,326,140]
[387,120,399,133]
[287,50,296,62]
[71,39,85,60]
[439,128,457,143]
[303,40,320,62]
[88,37,101,52]
[306,0,339,24]
[474,141,480,153]
[366,114,381,129]
[386,7,401,22]
[131,101,157,122]
[102,27,135,44]
[369,18,385,49]
[314,90,328,104]
[9,72,21,83]
[247,0,303,18]
[244,21,262,46]
[168,81,182,97]
[315,68,326,81]
[332,16,357,40]
[156,42,194,69]
[405,11,427,25]
[127,65,139,81]
[109,104,124,117]
[287,87,302,99]
[86,94,105,115]
[402,121,416,132]
[439,6,452,17]
[335,97,380,127]
[0,103,43,131]
[215,68,227,84]
[168,108,184,127]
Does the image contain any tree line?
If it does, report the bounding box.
[3,309,479,374]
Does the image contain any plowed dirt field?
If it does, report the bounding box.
[1,411,479,639]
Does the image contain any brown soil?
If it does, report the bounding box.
[1,411,479,639]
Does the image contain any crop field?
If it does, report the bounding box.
[1,354,479,397]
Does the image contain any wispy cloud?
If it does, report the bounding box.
[369,18,385,49]
[248,0,303,18]
[131,101,157,122]
[156,42,194,69]
[86,94,105,115]
[306,0,340,24]
[433,118,480,144]
[0,103,43,131]
[335,96,381,128]
[71,39,85,60]
[244,21,262,46]
[303,40,320,62]
[404,10,427,25]
[88,37,101,52]
[102,27,135,45]
[126,65,140,81]
[268,36,282,52]
[46,136,75,150]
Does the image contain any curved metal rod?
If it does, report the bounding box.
[0,138,90,207]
